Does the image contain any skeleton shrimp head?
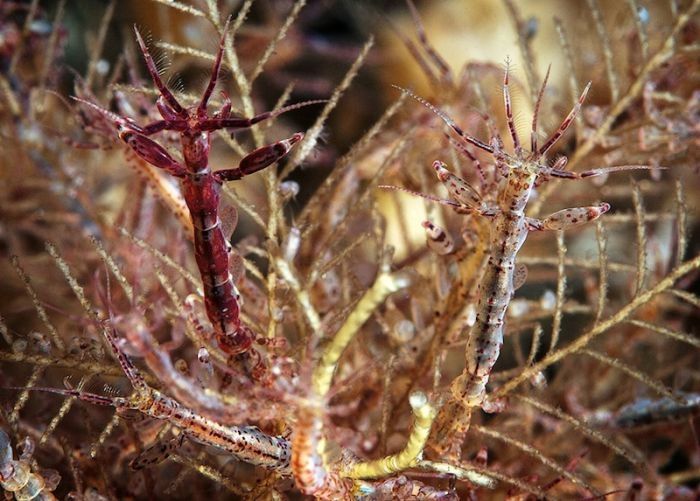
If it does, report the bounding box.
[114,23,321,179]
[180,129,210,171]
[130,391,179,420]
[125,25,253,174]
[108,387,154,416]
[394,62,652,233]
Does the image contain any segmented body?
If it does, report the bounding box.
[457,169,535,405]
[20,325,294,474]
[180,150,246,354]
[107,319,292,472]
[61,18,333,482]
[36,386,293,473]
[614,393,700,429]
[360,475,458,500]
[130,387,292,471]
[396,66,639,410]
[77,24,320,365]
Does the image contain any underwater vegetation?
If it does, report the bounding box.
[1,0,699,498]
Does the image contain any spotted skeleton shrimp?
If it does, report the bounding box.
[11,324,293,473]
[391,65,658,413]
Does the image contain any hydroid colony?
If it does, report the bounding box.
[1,0,698,499]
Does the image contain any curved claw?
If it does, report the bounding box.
[119,127,186,177]
[540,202,611,231]
[214,132,304,182]
[433,160,482,208]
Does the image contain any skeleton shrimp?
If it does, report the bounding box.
[8,325,293,475]
[74,20,323,377]
[394,65,658,410]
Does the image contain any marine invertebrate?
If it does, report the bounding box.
[1,0,699,498]
[76,21,325,378]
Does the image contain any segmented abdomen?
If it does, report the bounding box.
[148,390,292,471]
[182,170,251,354]
[456,210,529,405]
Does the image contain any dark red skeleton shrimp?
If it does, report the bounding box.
[75,22,323,376]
